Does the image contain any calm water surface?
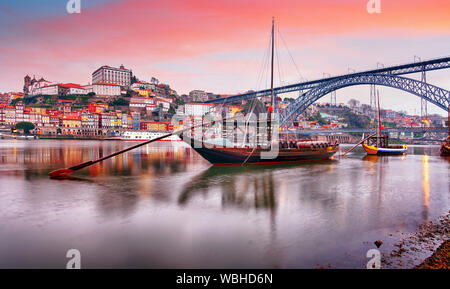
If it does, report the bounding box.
[0,140,449,268]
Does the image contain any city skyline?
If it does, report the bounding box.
[1,0,449,115]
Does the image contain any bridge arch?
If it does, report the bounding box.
[281,74,450,126]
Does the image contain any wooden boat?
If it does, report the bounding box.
[439,107,450,156]
[440,137,450,156]
[362,135,407,156]
[361,91,407,155]
[182,19,339,166]
[183,137,339,166]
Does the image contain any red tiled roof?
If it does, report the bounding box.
[39,84,59,89]
[185,102,215,106]
[59,83,84,89]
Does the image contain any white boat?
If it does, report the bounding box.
[121,130,181,141]
[0,133,38,140]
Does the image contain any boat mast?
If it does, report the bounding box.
[377,90,382,146]
[268,17,275,143]
[377,90,382,137]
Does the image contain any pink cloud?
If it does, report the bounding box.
[0,0,449,93]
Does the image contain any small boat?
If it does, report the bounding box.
[0,133,38,140]
[361,90,407,155]
[362,139,407,155]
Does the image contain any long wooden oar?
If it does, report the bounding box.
[341,132,377,157]
[48,117,231,178]
[49,131,179,177]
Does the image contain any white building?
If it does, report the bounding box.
[33,83,87,96]
[39,84,60,95]
[131,81,155,91]
[30,80,55,95]
[129,96,155,108]
[155,99,170,112]
[184,103,215,116]
[92,65,131,87]
[84,82,121,97]
[59,83,87,95]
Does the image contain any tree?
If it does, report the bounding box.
[10,98,21,106]
[308,111,328,125]
[175,97,185,106]
[15,122,35,134]
[243,99,266,116]
[284,97,295,103]
[11,97,35,106]
[340,109,371,128]
[87,92,96,97]
[108,98,129,106]
[80,96,89,105]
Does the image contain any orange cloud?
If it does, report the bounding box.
[0,0,449,92]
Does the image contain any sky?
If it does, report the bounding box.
[0,0,449,115]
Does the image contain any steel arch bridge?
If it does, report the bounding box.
[280,74,450,126]
[206,56,450,105]
[205,56,450,126]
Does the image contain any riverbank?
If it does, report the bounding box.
[39,135,121,140]
[416,240,450,269]
[382,211,449,269]
[1,132,122,141]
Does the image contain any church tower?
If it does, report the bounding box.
[24,75,31,95]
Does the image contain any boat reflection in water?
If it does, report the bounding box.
[362,155,379,162]
[179,166,278,210]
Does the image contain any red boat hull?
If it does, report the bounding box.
[440,143,450,156]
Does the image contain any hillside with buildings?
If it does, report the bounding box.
[0,65,447,140]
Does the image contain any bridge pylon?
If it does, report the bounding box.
[369,84,377,120]
[420,69,428,126]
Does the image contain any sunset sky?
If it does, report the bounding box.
[1,0,449,115]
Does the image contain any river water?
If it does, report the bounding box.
[0,140,448,268]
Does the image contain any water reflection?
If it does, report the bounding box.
[362,155,379,162]
[0,140,200,178]
[408,145,438,156]
[0,141,449,268]
[179,166,277,211]
[422,155,430,221]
